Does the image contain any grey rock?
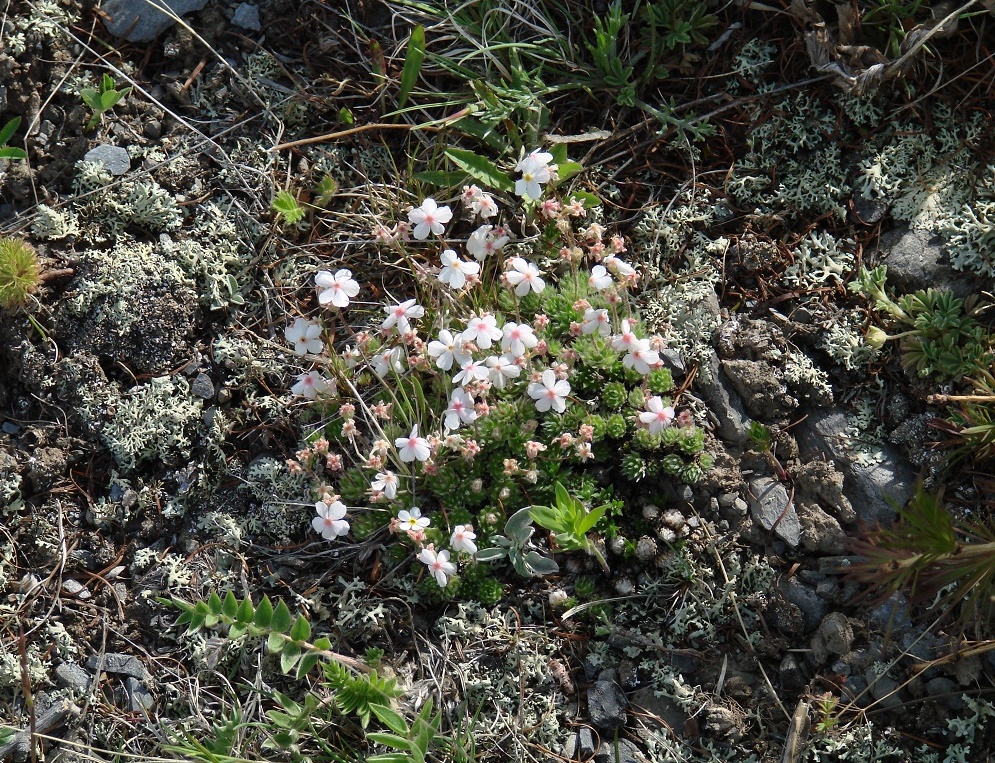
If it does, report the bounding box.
[594,738,641,763]
[563,732,579,760]
[143,120,162,140]
[721,358,796,418]
[54,662,91,692]
[190,373,214,399]
[588,680,627,730]
[702,705,745,743]
[61,579,89,599]
[748,477,801,547]
[779,654,806,690]
[796,409,916,526]
[780,578,827,633]
[868,675,903,712]
[577,727,596,758]
[101,0,209,41]
[232,3,261,31]
[926,677,964,711]
[811,613,854,664]
[87,653,146,679]
[658,348,685,376]
[597,668,619,685]
[617,659,639,690]
[845,675,870,706]
[124,676,153,711]
[83,144,131,176]
[868,593,913,635]
[797,500,845,554]
[0,85,6,112]
[694,351,751,444]
[629,687,686,737]
[853,195,889,224]
[874,227,979,299]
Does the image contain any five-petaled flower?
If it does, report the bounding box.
[398,506,431,532]
[515,150,555,200]
[382,298,425,335]
[450,525,477,555]
[444,388,478,431]
[396,425,431,462]
[466,224,509,261]
[292,371,333,399]
[438,249,479,290]
[284,317,324,355]
[371,470,399,499]
[315,269,360,308]
[639,396,676,435]
[505,257,545,296]
[408,198,453,240]
[582,308,611,336]
[427,329,470,371]
[418,545,456,587]
[588,265,613,291]
[501,321,538,358]
[463,313,502,349]
[623,345,661,375]
[485,353,521,389]
[312,499,349,539]
[528,369,571,413]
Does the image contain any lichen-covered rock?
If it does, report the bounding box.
[748,477,801,547]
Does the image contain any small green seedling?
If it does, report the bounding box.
[272,190,306,225]
[80,74,131,129]
[0,118,27,159]
[530,481,610,573]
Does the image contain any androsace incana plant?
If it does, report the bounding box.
[846,484,995,636]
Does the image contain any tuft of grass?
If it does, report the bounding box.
[0,237,42,310]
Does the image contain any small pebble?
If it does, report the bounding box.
[83,144,131,176]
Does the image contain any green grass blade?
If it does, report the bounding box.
[398,24,425,110]
[0,117,20,147]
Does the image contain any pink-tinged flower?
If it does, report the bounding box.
[588,265,613,291]
[578,424,595,442]
[539,198,562,219]
[465,224,510,261]
[566,197,587,217]
[575,442,594,461]
[501,321,538,357]
[464,313,502,349]
[285,317,324,356]
[444,388,478,431]
[485,353,521,389]
[312,499,349,539]
[408,197,453,240]
[461,439,481,460]
[438,249,479,290]
[382,298,425,335]
[639,396,676,435]
[462,186,498,218]
[315,269,360,308]
[611,319,643,353]
[604,255,635,277]
[505,257,545,296]
[325,453,343,472]
[453,358,490,387]
[370,346,406,378]
[418,546,456,587]
[371,470,399,499]
[396,425,431,462]
[528,369,571,414]
[622,345,661,375]
[427,329,470,371]
[461,184,483,204]
[398,506,431,532]
[525,440,547,459]
[582,308,611,336]
[450,524,478,555]
[292,371,333,399]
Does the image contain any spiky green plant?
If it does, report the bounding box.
[0,237,42,310]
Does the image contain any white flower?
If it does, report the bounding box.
[284,317,324,355]
[515,150,555,200]
[588,265,613,291]
[505,257,545,296]
[427,329,470,371]
[639,396,676,435]
[485,354,522,389]
[438,249,479,290]
[452,358,489,387]
[371,470,399,500]
[398,506,431,532]
[622,345,660,375]
[604,255,635,277]
[528,369,571,413]
[292,371,332,399]
[312,500,349,539]
[417,546,456,587]
[450,524,478,555]
[371,346,406,377]
[582,308,611,336]
[501,321,538,358]
[382,298,425,335]
[444,388,478,431]
[315,269,360,308]
[408,197,453,240]
[474,193,498,218]
[611,319,643,353]
[466,224,509,261]
[463,313,502,349]
[396,425,431,462]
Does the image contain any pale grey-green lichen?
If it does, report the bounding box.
[31,203,80,240]
[72,160,182,240]
[783,231,854,289]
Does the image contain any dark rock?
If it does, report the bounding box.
[702,705,745,743]
[629,687,686,738]
[54,662,91,692]
[867,593,913,635]
[811,613,854,664]
[83,144,131,175]
[721,358,796,418]
[779,578,827,632]
[232,2,261,30]
[796,409,916,526]
[124,676,153,711]
[926,677,963,711]
[594,738,641,763]
[101,0,210,41]
[873,227,980,299]
[87,653,146,679]
[587,680,628,730]
[748,477,801,547]
[190,373,214,399]
[658,348,685,376]
[577,727,597,758]
[853,195,889,224]
[694,351,751,444]
[617,660,639,690]
[868,675,903,712]
[779,654,807,690]
[143,120,162,140]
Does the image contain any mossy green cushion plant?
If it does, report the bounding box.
[0,236,42,310]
